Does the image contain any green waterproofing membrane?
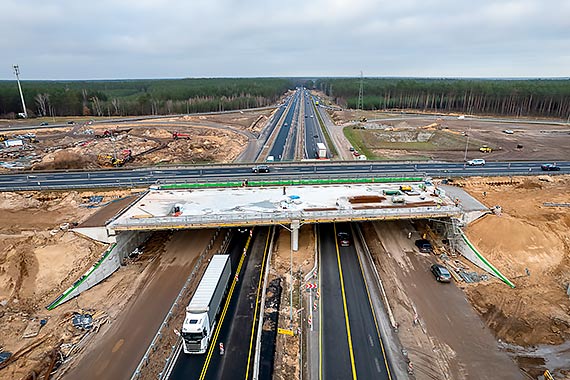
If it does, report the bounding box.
[159,177,424,190]
[47,244,117,310]
[460,232,515,288]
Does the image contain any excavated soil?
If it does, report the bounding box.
[460,176,570,347]
[0,190,149,380]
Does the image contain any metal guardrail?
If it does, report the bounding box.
[111,206,461,230]
[130,228,228,380]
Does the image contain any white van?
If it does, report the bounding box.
[467,159,485,166]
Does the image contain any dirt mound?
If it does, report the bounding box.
[33,150,94,170]
[463,176,570,346]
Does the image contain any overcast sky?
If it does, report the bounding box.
[1,0,569,80]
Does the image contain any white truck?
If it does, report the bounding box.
[316,142,327,159]
[181,255,231,354]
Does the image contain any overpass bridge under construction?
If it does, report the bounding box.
[53,177,467,309]
[80,177,462,248]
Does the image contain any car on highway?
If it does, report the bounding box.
[467,159,485,166]
[67,121,75,125]
[40,122,48,126]
[541,163,561,171]
[503,129,514,134]
[415,239,433,253]
[251,165,270,173]
[431,264,452,283]
[337,231,351,247]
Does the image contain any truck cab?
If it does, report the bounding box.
[182,312,211,354]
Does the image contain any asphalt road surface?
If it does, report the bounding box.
[319,223,391,380]
[302,89,327,159]
[1,161,568,191]
[268,91,299,161]
[169,228,269,380]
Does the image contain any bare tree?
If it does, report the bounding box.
[91,96,103,116]
[35,93,50,117]
[111,98,120,115]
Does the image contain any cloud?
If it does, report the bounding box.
[1,0,568,79]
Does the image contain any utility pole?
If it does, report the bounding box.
[357,71,364,111]
[463,128,471,162]
[13,65,28,118]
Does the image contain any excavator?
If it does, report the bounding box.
[97,149,133,167]
[172,131,191,140]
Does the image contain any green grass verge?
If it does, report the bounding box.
[343,126,375,159]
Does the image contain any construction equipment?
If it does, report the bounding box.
[95,128,132,138]
[479,146,492,153]
[0,135,7,142]
[95,130,113,138]
[173,131,191,140]
[97,149,132,167]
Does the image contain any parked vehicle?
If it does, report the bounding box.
[337,231,351,247]
[541,163,560,171]
[467,159,485,166]
[503,129,514,134]
[431,264,452,283]
[182,255,232,354]
[252,165,270,173]
[415,239,433,253]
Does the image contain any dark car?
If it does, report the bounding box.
[431,264,452,283]
[337,232,351,247]
[541,163,561,171]
[252,165,270,173]
[415,239,433,253]
[39,122,49,126]
[67,121,75,125]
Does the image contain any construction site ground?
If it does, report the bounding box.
[362,175,570,379]
[327,109,570,162]
[0,109,275,171]
[0,190,139,379]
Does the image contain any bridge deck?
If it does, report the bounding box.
[107,182,461,230]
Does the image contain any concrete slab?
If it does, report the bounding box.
[109,182,461,230]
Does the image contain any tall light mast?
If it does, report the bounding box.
[13,65,28,118]
[357,71,364,111]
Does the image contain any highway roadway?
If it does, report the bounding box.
[167,227,270,380]
[0,161,568,191]
[319,223,392,380]
[268,90,299,161]
[302,89,328,159]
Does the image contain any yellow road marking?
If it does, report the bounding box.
[245,229,271,378]
[354,230,393,379]
[199,230,254,380]
[318,226,323,380]
[334,223,358,380]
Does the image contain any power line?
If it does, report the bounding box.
[357,71,364,111]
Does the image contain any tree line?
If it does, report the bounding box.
[315,78,570,119]
[0,78,295,118]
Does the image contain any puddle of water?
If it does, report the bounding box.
[500,340,570,377]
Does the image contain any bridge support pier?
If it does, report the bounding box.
[291,220,300,251]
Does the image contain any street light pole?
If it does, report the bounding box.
[13,65,28,118]
[463,128,471,162]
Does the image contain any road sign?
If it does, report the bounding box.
[278,328,294,336]
[305,283,317,289]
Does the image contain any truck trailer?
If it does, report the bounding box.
[316,142,327,159]
[181,254,232,354]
